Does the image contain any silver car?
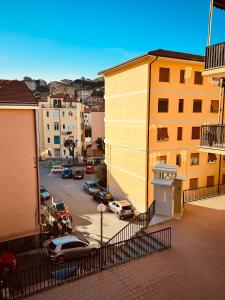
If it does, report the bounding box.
[83,181,100,195]
[47,235,99,263]
[108,200,134,219]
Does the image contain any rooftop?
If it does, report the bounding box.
[98,49,204,75]
[0,80,37,106]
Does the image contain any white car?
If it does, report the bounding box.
[51,165,64,174]
[108,200,134,219]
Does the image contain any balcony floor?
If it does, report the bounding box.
[202,66,225,78]
[198,145,225,155]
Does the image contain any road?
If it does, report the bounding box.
[40,162,127,243]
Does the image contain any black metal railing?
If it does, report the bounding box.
[200,124,225,149]
[0,227,170,299]
[105,201,155,245]
[183,184,225,203]
[205,42,225,70]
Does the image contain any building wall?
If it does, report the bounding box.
[91,111,105,142]
[0,109,40,242]
[105,59,149,212]
[104,56,221,212]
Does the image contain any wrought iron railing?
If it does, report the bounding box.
[183,184,225,203]
[104,201,155,245]
[205,42,225,70]
[0,227,170,299]
[200,124,225,149]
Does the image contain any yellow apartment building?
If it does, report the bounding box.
[99,49,222,212]
[37,94,85,159]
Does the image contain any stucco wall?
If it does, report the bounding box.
[0,109,40,242]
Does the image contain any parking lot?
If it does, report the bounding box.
[40,162,127,243]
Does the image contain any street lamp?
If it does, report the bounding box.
[97,203,106,246]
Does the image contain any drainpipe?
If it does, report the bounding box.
[146,55,158,211]
[218,79,225,193]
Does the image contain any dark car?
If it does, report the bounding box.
[61,168,73,179]
[0,252,17,273]
[73,168,84,179]
[93,191,113,205]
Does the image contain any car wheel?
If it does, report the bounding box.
[56,256,65,264]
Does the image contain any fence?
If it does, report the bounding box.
[201,124,225,149]
[0,227,170,299]
[183,184,225,203]
[205,42,225,70]
[105,201,155,245]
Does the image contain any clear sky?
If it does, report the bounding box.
[0,0,224,82]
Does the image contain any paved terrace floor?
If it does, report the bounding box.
[28,196,225,300]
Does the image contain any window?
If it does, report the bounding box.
[193,99,202,113]
[48,150,51,156]
[194,71,203,85]
[157,128,169,141]
[190,178,198,189]
[190,153,199,165]
[158,98,169,112]
[210,100,219,113]
[63,150,66,155]
[177,127,183,141]
[68,111,73,117]
[53,99,62,108]
[46,111,49,117]
[62,111,65,117]
[176,154,181,167]
[180,70,185,84]
[61,242,74,250]
[53,110,59,118]
[156,155,167,164]
[208,153,217,163]
[54,149,60,157]
[178,99,184,113]
[47,124,50,130]
[54,136,60,144]
[54,122,59,130]
[159,68,170,82]
[191,127,200,140]
[206,175,214,187]
[62,124,65,130]
[47,137,50,143]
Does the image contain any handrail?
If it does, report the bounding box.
[104,201,155,245]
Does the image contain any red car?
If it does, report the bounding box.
[0,252,17,272]
[85,165,95,174]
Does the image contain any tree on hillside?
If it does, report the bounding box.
[95,163,107,188]
[64,139,77,158]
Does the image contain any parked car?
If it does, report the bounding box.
[73,168,84,180]
[92,191,113,205]
[108,200,134,219]
[85,165,95,174]
[52,200,70,218]
[40,186,50,201]
[0,252,17,273]
[83,181,100,195]
[47,235,99,262]
[51,165,64,174]
[61,168,73,179]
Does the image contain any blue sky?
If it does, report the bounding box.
[0,0,224,82]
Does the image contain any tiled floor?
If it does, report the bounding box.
[28,196,225,300]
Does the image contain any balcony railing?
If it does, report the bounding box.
[205,42,225,70]
[201,124,225,149]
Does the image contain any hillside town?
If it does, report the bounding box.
[1,0,225,299]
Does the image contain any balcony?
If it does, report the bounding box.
[202,42,225,78]
[199,124,225,154]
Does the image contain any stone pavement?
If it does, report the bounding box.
[28,196,225,300]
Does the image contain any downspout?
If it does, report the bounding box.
[146,55,158,211]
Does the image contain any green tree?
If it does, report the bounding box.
[95,164,107,188]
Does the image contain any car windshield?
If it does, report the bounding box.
[56,203,66,211]
[89,183,97,188]
[75,170,82,174]
[64,170,71,174]
[122,205,132,210]
[40,188,47,193]
[48,241,57,250]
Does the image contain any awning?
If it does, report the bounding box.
[151,178,173,187]
[214,0,225,10]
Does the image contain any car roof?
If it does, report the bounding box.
[53,165,63,168]
[116,200,131,206]
[86,180,96,184]
[51,235,81,245]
